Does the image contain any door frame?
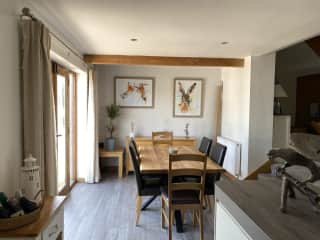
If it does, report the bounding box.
[52,62,78,195]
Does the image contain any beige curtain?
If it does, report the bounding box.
[85,68,100,183]
[21,20,57,195]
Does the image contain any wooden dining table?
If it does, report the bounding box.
[139,145,225,174]
[138,144,225,233]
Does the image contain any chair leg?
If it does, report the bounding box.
[171,210,175,225]
[203,197,207,209]
[168,207,172,240]
[135,195,142,225]
[207,196,212,211]
[192,210,197,225]
[161,197,165,228]
[199,209,204,240]
[181,210,185,225]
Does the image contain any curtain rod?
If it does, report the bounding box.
[50,32,85,62]
[21,7,86,65]
[21,7,37,20]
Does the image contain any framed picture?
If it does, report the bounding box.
[114,77,155,108]
[173,78,204,117]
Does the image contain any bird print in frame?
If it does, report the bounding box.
[115,77,154,108]
[173,78,203,117]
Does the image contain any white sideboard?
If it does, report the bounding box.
[215,201,252,240]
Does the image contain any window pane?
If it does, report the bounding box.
[57,74,66,192]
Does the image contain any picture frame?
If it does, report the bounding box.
[173,78,204,117]
[114,77,155,108]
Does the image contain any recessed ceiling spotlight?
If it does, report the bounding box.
[221,41,229,45]
[130,38,138,42]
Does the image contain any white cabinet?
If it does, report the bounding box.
[215,201,252,240]
[41,209,64,240]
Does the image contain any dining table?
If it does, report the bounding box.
[138,144,225,233]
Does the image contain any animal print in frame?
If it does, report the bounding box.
[114,77,154,108]
[173,78,204,117]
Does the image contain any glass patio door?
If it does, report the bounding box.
[53,63,77,194]
[68,73,77,186]
[56,71,68,193]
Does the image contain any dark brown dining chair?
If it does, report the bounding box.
[204,143,227,210]
[198,137,212,156]
[152,131,173,146]
[161,153,207,240]
[131,138,139,156]
[129,140,167,225]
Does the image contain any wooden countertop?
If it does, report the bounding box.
[127,136,196,141]
[216,178,320,240]
[0,196,67,238]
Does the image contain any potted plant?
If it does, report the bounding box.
[104,104,120,150]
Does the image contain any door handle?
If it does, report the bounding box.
[56,134,62,137]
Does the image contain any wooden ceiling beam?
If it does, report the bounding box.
[84,54,244,67]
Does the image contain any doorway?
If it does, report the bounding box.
[52,63,77,194]
[296,74,320,128]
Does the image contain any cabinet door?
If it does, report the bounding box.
[215,201,252,240]
[42,209,64,240]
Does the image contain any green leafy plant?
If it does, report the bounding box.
[106,104,120,138]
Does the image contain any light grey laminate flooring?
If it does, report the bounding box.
[64,172,214,240]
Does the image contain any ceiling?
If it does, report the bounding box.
[26,0,320,57]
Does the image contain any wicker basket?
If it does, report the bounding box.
[0,190,44,231]
[0,207,41,231]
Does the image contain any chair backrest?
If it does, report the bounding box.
[198,137,213,155]
[168,154,207,204]
[152,131,173,145]
[131,138,139,156]
[129,143,143,194]
[209,143,227,181]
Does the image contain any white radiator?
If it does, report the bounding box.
[217,136,241,178]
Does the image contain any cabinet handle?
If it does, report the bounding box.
[48,224,59,237]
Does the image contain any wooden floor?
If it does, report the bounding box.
[64,171,215,240]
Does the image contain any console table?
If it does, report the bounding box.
[125,136,197,175]
[0,196,67,240]
[99,148,124,178]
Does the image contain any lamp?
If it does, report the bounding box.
[274,83,288,115]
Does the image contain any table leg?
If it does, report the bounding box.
[125,138,129,176]
[118,154,123,178]
[175,210,183,233]
[141,195,158,210]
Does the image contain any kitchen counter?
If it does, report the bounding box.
[215,178,320,240]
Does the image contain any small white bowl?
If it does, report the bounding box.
[169,147,178,155]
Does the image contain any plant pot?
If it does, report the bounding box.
[104,138,116,151]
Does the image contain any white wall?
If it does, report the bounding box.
[97,65,222,164]
[221,54,275,178]
[221,57,251,177]
[0,0,22,195]
[248,54,275,172]
[275,42,320,126]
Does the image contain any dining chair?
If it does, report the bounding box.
[198,137,212,156]
[204,143,227,210]
[131,138,139,155]
[129,142,164,225]
[161,153,207,240]
[152,131,173,145]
